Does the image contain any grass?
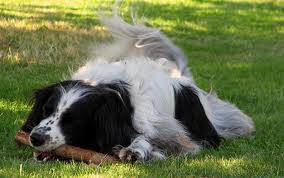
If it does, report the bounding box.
[0,0,283,177]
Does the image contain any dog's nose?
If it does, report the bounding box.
[30,132,47,147]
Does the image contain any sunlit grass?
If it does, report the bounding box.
[0,0,283,177]
[0,100,29,112]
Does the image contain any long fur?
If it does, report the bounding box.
[22,11,255,162]
[94,11,192,77]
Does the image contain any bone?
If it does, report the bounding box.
[15,130,118,165]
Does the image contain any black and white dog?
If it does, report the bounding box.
[21,14,255,162]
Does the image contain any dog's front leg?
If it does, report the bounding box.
[113,135,164,162]
[113,135,151,162]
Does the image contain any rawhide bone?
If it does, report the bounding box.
[15,130,118,164]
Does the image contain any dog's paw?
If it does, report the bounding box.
[112,145,143,162]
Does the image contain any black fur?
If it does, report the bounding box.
[174,85,221,148]
[59,81,137,154]
[21,80,137,154]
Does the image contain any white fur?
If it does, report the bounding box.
[93,12,255,139]
[93,10,192,77]
[73,58,203,158]
[205,93,255,138]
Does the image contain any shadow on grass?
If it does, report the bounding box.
[0,0,283,64]
[0,25,103,63]
[0,5,100,29]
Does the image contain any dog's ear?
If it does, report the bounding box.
[21,84,59,133]
[58,82,137,154]
[21,80,79,133]
[88,83,137,153]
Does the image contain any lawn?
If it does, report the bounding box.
[0,0,283,177]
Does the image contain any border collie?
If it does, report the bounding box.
[21,13,255,162]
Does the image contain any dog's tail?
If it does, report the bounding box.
[95,10,191,77]
[204,92,255,139]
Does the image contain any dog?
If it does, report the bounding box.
[21,13,255,162]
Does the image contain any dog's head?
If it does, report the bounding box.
[21,80,136,153]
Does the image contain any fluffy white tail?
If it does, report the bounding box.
[95,11,191,77]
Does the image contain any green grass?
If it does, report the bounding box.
[0,0,283,177]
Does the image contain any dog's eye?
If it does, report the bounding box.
[61,111,73,124]
[43,104,55,117]
[62,112,71,119]
[42,94,58,117]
